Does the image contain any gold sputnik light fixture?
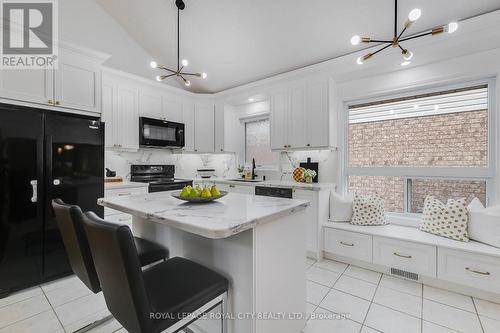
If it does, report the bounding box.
[150,0,207,87]
[351,0,459,66]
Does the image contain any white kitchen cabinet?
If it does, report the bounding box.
[101,81,115,149]
[270,90,288,150]
[182,101,195,151]
[193,103,215,153]
[0,68,53,105]
[270,77,331,150]
[101,73,139,150]
[162,94,183,122]
[0,46,106,113]
[116,85,139,150]
[214,102,225,152]
[289,85,307,149]
[139,87,163,119]
[54,52,101,113]
[306,80,330,148]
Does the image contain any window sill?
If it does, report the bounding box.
[386,213,422,228]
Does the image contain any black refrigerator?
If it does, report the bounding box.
[0,103,104,297]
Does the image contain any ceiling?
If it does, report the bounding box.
[96,0,500,93]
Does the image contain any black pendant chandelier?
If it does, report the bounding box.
[150,0,206,87]
[350,0,459,66]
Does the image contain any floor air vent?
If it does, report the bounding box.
[390,268,419,281]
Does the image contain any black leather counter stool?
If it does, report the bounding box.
[82,211,229,333]
[52,199,169,280]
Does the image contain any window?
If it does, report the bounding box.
[345,83,494,214]
[245,118,279,167]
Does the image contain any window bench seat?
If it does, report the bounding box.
[321,221,500,302]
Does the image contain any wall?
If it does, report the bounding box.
[60,0,161,81]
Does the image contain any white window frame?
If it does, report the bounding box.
[242,115,279,170]
[340,78,496,226]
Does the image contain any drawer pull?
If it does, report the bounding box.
[393,252,412,259]
[229,185,236,188]
[465,267,490,276]
[118,217,130,221]
[340,241,354,247]
[118,192,131,196]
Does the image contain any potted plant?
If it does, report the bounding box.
[303,169,317,183]
[237,165,245,178]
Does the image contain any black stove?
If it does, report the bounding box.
[130,165,192,193]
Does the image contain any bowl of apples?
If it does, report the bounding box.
[172,185,228,203]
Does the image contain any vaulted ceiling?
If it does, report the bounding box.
[96,0,500,93]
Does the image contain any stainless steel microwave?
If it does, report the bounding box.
[139,117,185,148]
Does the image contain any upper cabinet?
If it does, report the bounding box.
[193,102,215,153]
[101,73,139,150]
[54,51,102,113]
[270,77,332,150]
[138,87,183,123]
[0,45,108,114]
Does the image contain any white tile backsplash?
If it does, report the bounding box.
[105,149,238,180]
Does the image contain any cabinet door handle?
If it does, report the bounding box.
[48,99,54,105]
[229,185,236,188]
[55,101,61,105]
[340,241,354,247]
[307,144,311,147]
[393,252,412,259]
[118,192,131,196]
[30,180,38,203]
[465,267,490,276]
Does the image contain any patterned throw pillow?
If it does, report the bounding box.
[350,194,387,226]
[420,196,469,242]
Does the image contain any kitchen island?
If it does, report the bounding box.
[98,192,309,333]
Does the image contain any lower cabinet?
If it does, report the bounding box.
[323,224,500,296]
[438,248,500,294]
[324,228,372,262]
[373,237,436,277]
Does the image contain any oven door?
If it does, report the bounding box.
[139,117,185,148]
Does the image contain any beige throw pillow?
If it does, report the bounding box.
[420,196,469,242]
[350,194,387,226]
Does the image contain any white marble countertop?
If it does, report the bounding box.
[189,177,335,191]
[104,181,149,190]
[98,192,309,239]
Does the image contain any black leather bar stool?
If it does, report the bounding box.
[51,199,169,290]
[82,211,229,333]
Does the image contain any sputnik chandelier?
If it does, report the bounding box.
[150,0,207,87]
[350,0,459,66]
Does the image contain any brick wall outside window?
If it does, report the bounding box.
[348,110,488,167]
[348,110,488,212]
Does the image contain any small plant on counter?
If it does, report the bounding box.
[303,169,317,183]
[237,165,245,178]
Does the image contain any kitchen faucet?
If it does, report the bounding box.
[252,158,257,180]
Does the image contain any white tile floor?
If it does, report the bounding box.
[304,258,500,333]
[1,258,500,333]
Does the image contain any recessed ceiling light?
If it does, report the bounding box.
[248,98,255,102]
